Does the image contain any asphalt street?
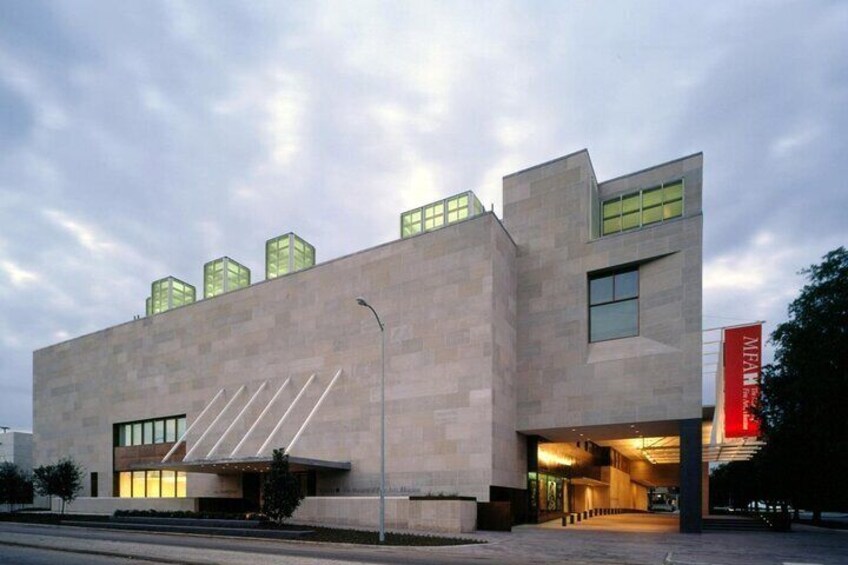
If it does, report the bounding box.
[1,515,847,565]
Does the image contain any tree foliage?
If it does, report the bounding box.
[756,247,848,521]
[0,462,33,511]
[262,448,303,524]
[33,457,84,515]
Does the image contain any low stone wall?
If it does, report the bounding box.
[54,497,198,515]
[292,496,477,533]
[55,496,478,533]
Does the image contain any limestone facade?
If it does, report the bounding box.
[33,149,703,529]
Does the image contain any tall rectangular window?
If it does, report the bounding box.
[132,471,146,498]
[154,420,165,443]
[161,471,176,497]
[119,472,132,497]
[146,470,161,498]
[589,268,639,342]
[165,419,176,442]
[177,472,187,498]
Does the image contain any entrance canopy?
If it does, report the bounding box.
[156,370,349,473]
[144,455,351,475]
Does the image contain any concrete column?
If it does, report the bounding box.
[679,418,702,533]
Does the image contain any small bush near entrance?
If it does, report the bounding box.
[262,447,303,524]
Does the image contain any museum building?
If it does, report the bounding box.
[33,149,712,533]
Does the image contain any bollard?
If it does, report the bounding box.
[570,514,575,524]
[562,514,568,527]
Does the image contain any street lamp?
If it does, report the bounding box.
[356,297,386,544]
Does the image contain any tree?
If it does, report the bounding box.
[33,458,84,515]
[0,462,33,512]
[262,448,303,524]
[757,247,848,523]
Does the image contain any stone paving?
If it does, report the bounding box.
[455,514,848,564]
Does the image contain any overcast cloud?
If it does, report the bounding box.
[1,1,846,430]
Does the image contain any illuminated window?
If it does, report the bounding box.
[150,276,196,315]
[146,470,161,498]
[266,233,315,279]
[400,191,485,239]
[117,469,187,498]
[589,268,639,342]
[401,210,422,237]
[177,471,187,498]
[132,471,146,498]
[203,257,250,299]
[601,180,684,236]
[119,472,132,497]
[161,471,176,497]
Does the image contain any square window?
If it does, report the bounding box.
[642,205,662,225]
[663,181,683,202]
[664,200,683,219]
[642,187,662,208]
[622,194,640,214]
[602,199,621,219]
[622,211,640,230]
[590,300,639,342]
[589,268,639,342]
[602,217,621,235]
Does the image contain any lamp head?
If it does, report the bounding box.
[356,297,368,307]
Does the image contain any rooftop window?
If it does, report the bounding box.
[601,180,683,237]
[149,276,196,315]
[266,232,315,280]
[203,257,250,298]
[400,191,485,238]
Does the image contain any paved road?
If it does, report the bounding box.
[0,544,143,564]
[1,515,847,564]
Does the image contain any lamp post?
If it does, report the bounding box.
[356,297,386,544]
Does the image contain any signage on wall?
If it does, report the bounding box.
[723,324,762,438]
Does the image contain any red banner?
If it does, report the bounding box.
[724,324,762,438]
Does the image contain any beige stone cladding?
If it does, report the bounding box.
[503,150,703,433]
[33,213,521,503]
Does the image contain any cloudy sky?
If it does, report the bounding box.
[1,1,846,431]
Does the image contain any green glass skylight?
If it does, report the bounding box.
[401,190,485,239]
[266,233,315,280]
[149,276,196,315]
[203,257,250,298]
[601,180,684,237]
